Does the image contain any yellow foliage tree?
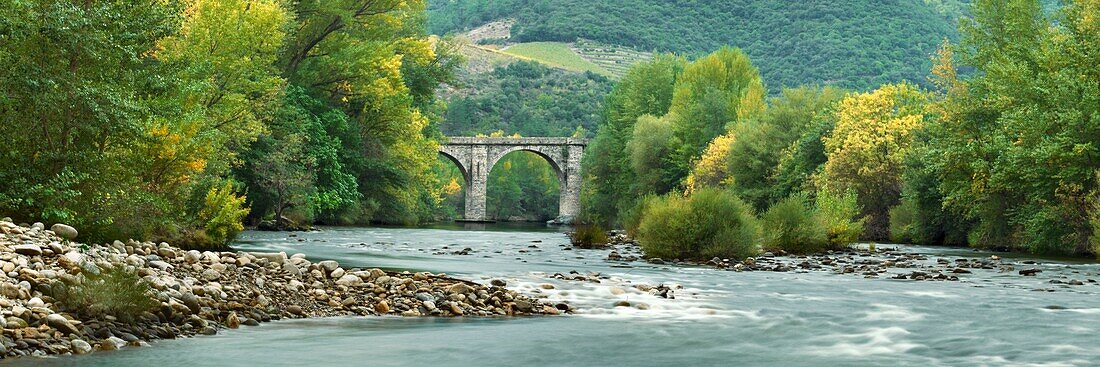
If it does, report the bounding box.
[685,133,736,193]
[822,82,926,239]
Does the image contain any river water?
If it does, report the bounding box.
[11,224,1100,366]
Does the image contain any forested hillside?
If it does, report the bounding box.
[441,61,612,137]
[427,0,1052,91]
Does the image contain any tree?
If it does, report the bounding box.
[668,47,766,184]
[251,133,316,228]
[726,87,845,210]
[0,0,183,241]
[822,83,926,240]
[685,133,736,193]
[580,54,686,225]
[926,0,1100,254]
[627,115,677,195]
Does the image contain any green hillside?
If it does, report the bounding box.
[430,0,962,91]
[441,61,613,137]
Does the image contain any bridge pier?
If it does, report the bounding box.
[439,137,588,224]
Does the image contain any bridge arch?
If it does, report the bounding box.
[437,150,471,185]
[439,137,587,223]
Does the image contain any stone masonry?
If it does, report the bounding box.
[439,137,587,222]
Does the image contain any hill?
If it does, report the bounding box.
[430,0,965,91]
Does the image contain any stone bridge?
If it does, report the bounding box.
[439,137,587,223]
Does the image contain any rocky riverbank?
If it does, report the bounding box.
[0,220,558,359]
[599,231,1099,289]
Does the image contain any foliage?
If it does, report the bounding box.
[428,0,962,91]
[761,194,828,254]
[727,87,846,210]
[815,189,865,248]
[685,133,736,193]
[922,0,1100,255]
[627,115,678,196]
[637,189,761,261]
[888,198,919,244]
[668,47,766,182]
[198,182,250,247]
[822,82,926,240]
[580,54,686,225]
[772,112,837,203]
[0,0,182,241]
[441,61,612,137]
[570,224,610,248]
[502,42,610,75]
[620,194,658,237]
[47,265,160,323]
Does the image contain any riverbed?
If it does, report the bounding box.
[11,224,1100,366]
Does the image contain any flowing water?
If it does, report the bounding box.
[11,224,1100,366]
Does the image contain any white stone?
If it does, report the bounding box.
[335,274,362,286]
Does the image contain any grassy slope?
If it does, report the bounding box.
[501,42,611,75]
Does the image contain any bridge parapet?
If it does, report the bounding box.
[444,137,588,146]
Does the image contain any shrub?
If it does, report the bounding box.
[815,189,865,248]
[888,197,919,243]
[198,182,250,247]
[761,194,827,254]
[621,195,658,237]
[637,188,760,261]
[47,265,160,323]
[570,224,609,248]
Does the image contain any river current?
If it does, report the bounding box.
[10,224,1100,366]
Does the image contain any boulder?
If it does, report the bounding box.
[251,252,288,265]
[317,260,340,272]
[45,314,80,335]
[335,274,362,286]
[374,301,391,314]
[447,282,474,295]
[50,223,78,240]
[226,312,240,329]
[71,339,92,355]
[13,244,42,256]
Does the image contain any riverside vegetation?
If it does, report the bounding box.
[581,0,1100,259]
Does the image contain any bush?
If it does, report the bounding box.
[621,195,657,237]
[570,224,609,248]
[761,194,827,254]
[198,182,250,247]
[888,197,919,243]
[636,188,760,261]
[815,190,865,248]
[47,265,160,323]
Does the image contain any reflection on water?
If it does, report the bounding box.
[10,225,1100,367]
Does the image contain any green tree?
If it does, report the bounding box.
[727,87,845,210]
[627,115,678,195]
[0,0,183,241]
[580,54,686,225]
[668,47,766,183]
[927,0,1100,254]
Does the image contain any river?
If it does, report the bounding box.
[10,224,1100,366]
